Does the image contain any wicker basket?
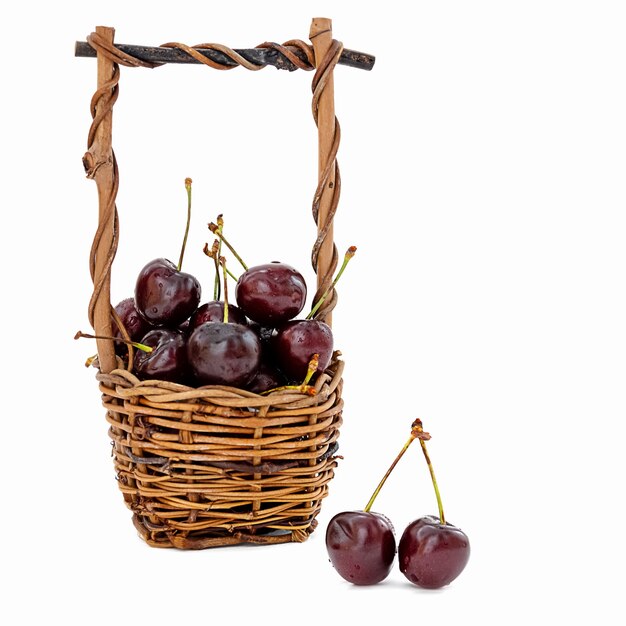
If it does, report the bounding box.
[79,19,372,548]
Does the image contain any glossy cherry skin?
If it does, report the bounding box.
[187,322,261,387]
[235,262,307,326]
[246,359,287,394]
[326,511,397,585]
[132,328,188,383]
[272,319,333,381]
[189,300,248,330]
[247,321,277,345]
[112,297,153,355]
[398,516,470,589]
[135,258,201,327]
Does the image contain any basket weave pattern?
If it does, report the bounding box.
[100,358,343,549]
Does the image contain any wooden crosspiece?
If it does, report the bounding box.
[74,36,375,71]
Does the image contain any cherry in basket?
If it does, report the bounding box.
[272,246,356,381]
[134,178,201,326]
[187,256,261,387]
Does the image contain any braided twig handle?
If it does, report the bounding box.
[309,37,343,322]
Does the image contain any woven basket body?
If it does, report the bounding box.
[98,357,343,548]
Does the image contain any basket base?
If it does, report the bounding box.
[132,513,316,549]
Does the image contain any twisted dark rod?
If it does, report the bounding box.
[74,40,375,71]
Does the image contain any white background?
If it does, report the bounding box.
[2,1,625,624]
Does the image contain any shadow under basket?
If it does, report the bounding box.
[97,354,344,549]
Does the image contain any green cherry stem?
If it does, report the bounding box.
[74,330,153,353]
[363,419,431,513]
[415,418,446,524]
[260,354,319,397]
[203,242,239,285]
[208,221,248,271]
[177,178,193,271]
[220,256,229,324]
[214,214,224,299]
[307,246,357,320]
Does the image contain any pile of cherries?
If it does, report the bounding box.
[81,179,353,393]
[325,419,470,589]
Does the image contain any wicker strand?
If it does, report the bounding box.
[257,39,316,70]
[86,30,161,68]
[83,62,121,336]
[309,37,344,322]
[160,42,266,71]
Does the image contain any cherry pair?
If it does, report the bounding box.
[325,419,470,589]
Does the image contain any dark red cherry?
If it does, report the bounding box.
[189,300,247,330]
[177,317,191,336]
[187,322,261,387]
[247,321,277,345]
[132,328,188,383]
[326,511,397,585]
[134,258,201,327]
[235,262,306,326]
[111,297,153,355]
[398,515,470,589]
[272,319,333,381]
[246,359,287,394]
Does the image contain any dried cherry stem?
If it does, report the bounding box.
[307,246,357,320]
[260,353,319,396]
[364,418,431,513]
[208,221,248,271]
[203,241,238,284]
[74,330,153,353]
[177,178,193,271]
[301,353,319,386]
[203,240,221,299]
[415,418,446,524]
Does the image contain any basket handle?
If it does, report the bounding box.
[309,18,342,327]
[83,20,343,374]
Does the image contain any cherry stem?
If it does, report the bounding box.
[307,246,357,320]
[220,256,229,323]
[214,215,224,299]
[203,240,221,300]
[302,353,319,386]
[363,418,431,513]
[177,178,193,271]
[74,330,153,353]
[208,221,248,271]
[203,242,238,284]
[260,354,319,396]
[415,418,446,524]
